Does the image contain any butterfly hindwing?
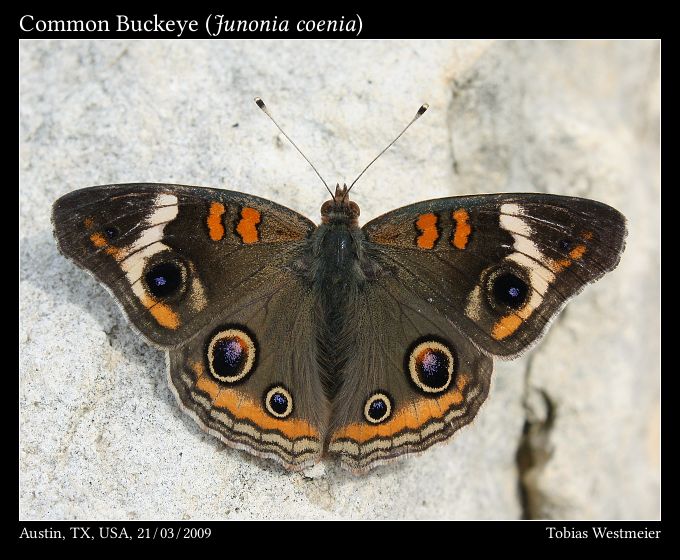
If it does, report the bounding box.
[167,272,328,470]
[326,276,493,472]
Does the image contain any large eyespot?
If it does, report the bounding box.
[264,386,293,418]
[485,266,530,312]
[491,272,528,309]
[406,338,456,394]
[143,255,188,300]
[206,326,257,383]
[144,262,183,298]
[363,392,392,424]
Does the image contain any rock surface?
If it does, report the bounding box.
[19,39,659,519]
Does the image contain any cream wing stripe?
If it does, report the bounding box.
[114,194,179,305]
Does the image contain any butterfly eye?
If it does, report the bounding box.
[264,386,293,418]
[207,326,257,383]
[406,339,456,394]
[143,258,187,300]
[320,200,334,216]
[364,392,392,424]
[348,201,360,218]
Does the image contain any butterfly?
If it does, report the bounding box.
[51,100,627,473]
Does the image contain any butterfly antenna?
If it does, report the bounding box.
[254,97,334,199]
[346,103,429,196]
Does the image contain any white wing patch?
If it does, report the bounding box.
[93,193,207,324]
[464,202,557,328]
[118,194,180,304]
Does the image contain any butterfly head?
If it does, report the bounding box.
[321,184,360,226]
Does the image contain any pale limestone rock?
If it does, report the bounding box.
[19,39,659,519]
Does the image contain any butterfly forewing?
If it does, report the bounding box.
[52,184,315,347]
[362,194,627,358]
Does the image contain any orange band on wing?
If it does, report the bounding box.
[89,232,121,257]
[451,208,471,249]
[491,303,534,341]
[552,243,588,273]
[206,202,226,241]
[190,362,318,439]
[149,303,180,330]
[89,232,107,247]
[332,373,470,443]
[415,213,439,249]
[569,244,587,260]
[236,207,261,244]
[491,314,523,340]
[141,295,180,330]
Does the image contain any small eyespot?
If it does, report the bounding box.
[207,326,257,383]
[407,339,456,394]
[264,386,293,418]
[558,238,572,251]
[491,272,528,310]
[104,226,120,241]
[144,261,184,299]
[364,392,392,424]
